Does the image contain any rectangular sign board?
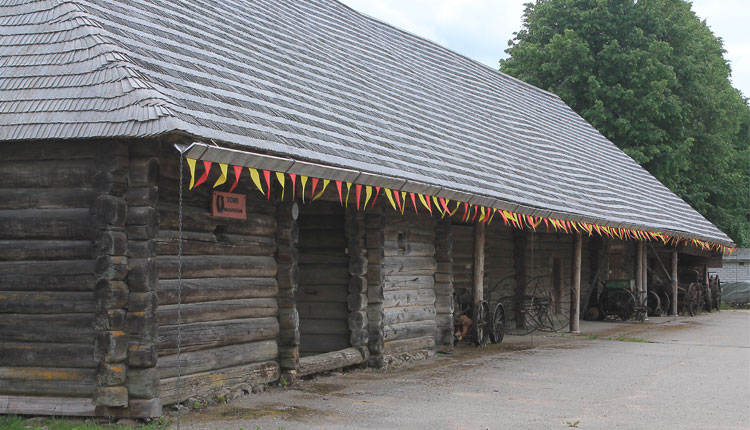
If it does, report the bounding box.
[211,191,246,220]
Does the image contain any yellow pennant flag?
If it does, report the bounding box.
[275,172,286,200]
[213,163,229,188]
[345,182,352,207]
[384,188,398,211]
[488,208,497,224]
[418,194,431,213]
[432,196,444,216]
[248,168,265,195]
[300,176,308,203]
[186,158,197,190]
[313,179,330,200]
[479,206,486,222]
[400,191,406,214]
[364,185,373,208]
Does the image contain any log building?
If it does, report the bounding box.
[0,0,733,418]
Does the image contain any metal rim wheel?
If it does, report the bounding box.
[647,290,663,317]
[714,282,721,311]
[472,301,491,347]
[687,284,699,317]
[490,303,505,344]
[619,289,636,321]
[704,284,713,312]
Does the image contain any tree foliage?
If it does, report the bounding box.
[500,0,749,246]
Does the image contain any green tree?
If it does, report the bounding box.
[500,0,749,246]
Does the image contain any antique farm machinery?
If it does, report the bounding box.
[598,279,648,322]
[453,289,506,347]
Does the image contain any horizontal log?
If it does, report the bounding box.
[295,285,349,303]
[156,230,276,256]
[383,289,436,308]
[384,241,435,257]
[299,335,350,355]
[156,255,276,279]
[299,318,350,336]
[0,367,95,396]
[383,306,436,325]
[0,209,92,240]
[383,336,436,355]
[158,340,278,379]
[0,240,92,261]
[298,266,350,286]
[0,291,95,313]
[383,230,435,243]
[157,277,278,305]
[158,203,276,236]
[160,361,279,405]
[296,302,349,320]
[297,214,346,230]
[125,186,159,206]
[0,273,96,292]
[157,298,278,325]
[0,342,96,368]
[0,259,95,276]
[0,188,97,210]
[0,313,95,343]
[0,159,97,188]
[297,347,366,377]
[383,275,435,292]
[383,320,437,342]
[384,257,437,276]
[0,142,99,161]
[157,317,279,356]
[0,395,96,417]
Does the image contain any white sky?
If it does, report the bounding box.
[339,0,750,98]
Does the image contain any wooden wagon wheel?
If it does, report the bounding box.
[490,302,505,344]
[647,290,664,317]
[472,300,491,347]
[686,283,699,317]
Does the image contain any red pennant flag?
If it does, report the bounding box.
[194,160,212,188]
[439,198,451,214]
[262,170,271,199]
[472,205,479,222]
[371,186,381,208]
[544,218,549,232]
[310,177,319,200]
[229,165,242,192]
[409,193,418,213]
[394,190,402,212]
[462,202,469,222]
[335,181,344,206]
[289,173,297,201]
[500,211,509,225]
[356,184,362,210]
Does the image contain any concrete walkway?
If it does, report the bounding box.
[171,311,750,429]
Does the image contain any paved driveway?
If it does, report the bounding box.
[174,311,750,429]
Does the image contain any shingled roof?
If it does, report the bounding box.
[0,0,734,247]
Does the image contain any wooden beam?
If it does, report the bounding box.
[569,232,582,333]
[672,249,678,316]
[472,223,485,311]
[641,242,648,307]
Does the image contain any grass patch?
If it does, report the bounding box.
[586,334,599,340]
[607,336,654,343]
[0,415,168,430]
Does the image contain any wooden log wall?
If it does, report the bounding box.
[381,210,437,361]
[434,220,453,350]
[155,147,280,405]
[345,207,369,360]
[483,223,516,309]
[365,208,386,367]
[295,202,350,357]
[0,142,103,414]
[451,224,474,297]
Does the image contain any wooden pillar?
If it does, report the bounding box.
[276,202,299,379]
[671,249,678,315]
[512,230,527,328]
[365,208,385,367]
[641,243,648,307]
[472,223,485,311]
[345,207,369,360]
[569,232,582,333]
[636,241,643,303]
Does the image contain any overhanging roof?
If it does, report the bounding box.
[0,0,735,247]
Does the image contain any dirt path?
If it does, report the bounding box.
[169,311,750,429]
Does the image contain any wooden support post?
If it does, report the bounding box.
[512,230,527,328]
[671,249,678,316]
[636,241,643,305]
[569,232,582,333]
[641,242,648,307]
[472,223,485,311]
[276,202,299,378]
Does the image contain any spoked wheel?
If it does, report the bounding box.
[619,289,636,321]
[660,291,671,315]
[647,290,663,317]
[490,303,505,344]
[687,284,699,317]
[472,301,491,347]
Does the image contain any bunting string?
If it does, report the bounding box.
[183,158,735,255]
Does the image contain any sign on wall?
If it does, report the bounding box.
[211,191,246,219]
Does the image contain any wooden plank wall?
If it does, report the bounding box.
[0,142,105,410]
[381,211,437,358]
[155,150,280,405]
[295,201,350,357]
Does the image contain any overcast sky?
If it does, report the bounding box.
[339,0,749,98]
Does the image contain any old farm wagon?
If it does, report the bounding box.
[0,0,733,419]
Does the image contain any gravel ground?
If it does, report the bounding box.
[171,311,749,430]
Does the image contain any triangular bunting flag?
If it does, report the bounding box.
[229,165,242,192]
[335,181,344,206]
[213,163,229,188]
[385,188,398,211]
[276,172,286,200]
[409,192,418,214]
[355,184,362,210]
[300,176,308,203]
[289,174,297,201]
[371,186,381,208]
[186,158,197,190]
[248,168,265,195]
[194,160,212,189]
[364,186,373,208]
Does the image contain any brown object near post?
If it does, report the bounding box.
[210,191,246,219]
[472,223,485,312]
[569,232,582,333]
